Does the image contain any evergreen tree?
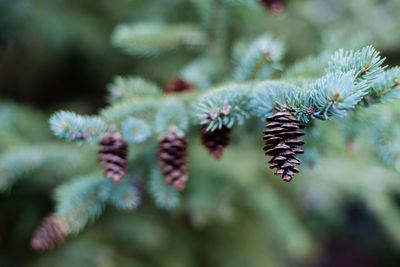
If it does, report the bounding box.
[3,0,400,266]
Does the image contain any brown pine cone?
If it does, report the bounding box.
[165,77,193,94]
[31,214,69,251]
[200,125,231,159]
[99,128,128,184]
[260,0,286,15]
[263,109,305,182]
[157,126,189,191]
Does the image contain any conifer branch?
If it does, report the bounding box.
[50,111,107,143]
[12,0,400,257]
[48,45,398,216]
[234,34,285,81]
[155,98,189,135]
[111,22,206,56]
[54,171,108,234]
[100,98,159,123]
[327,45,386,90]
[98,179,141,211]
[121,117,152,144]
[196,83,253,130]
[107,76,162,103]
[180,57,216,89]
[366,104,400,170]
[149,169,180,210]
[0,143,93,191]
[368,67,400,104]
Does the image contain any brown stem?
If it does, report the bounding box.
[391,81,400,89]
[251,53,270,79]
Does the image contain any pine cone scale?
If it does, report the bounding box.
[200,125,231,160]
[31,214,69,251]
[99,129,128,184]
[263,110,305,182]
[158,127,189,191]
[165,77,193,93]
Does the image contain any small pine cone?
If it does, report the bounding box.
[31,214,69,251]
[260,0,286,15]
[158,126,189,191]
[99,129,128,184]
[200,125,231,159]
[165,77,193,94]
[263,110,305,182]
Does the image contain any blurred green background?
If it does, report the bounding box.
[2,0,400,266]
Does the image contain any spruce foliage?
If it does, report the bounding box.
[43,0,400,244]
[3,1,400,262]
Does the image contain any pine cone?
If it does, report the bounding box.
[200,125,231,159]
[157,126,189,191]
[263,110,305,182]
[165,77,193,94]
[31,214,69,251]
[99,128,128,184]
[260,0,286,15]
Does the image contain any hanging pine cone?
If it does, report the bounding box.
[31,214,69,251]
[165,77,193,94]
[200,125,231,159]
[263,109,305,182]
[157,126,189,191]
[260,0,286,15]
[99,128,128,184]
